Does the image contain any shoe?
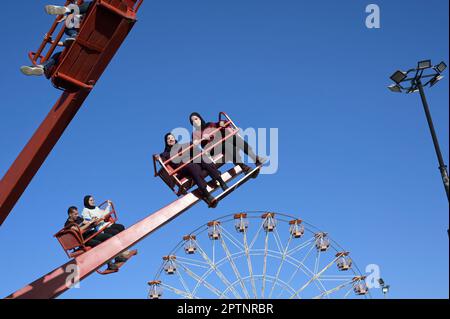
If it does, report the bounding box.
[115,256,128,263]
[20,65,44,76]
[107,262,118,271]
[64,38,76,46]
[45,5,69,15]
[204,193,217,208]
[255,156,268,166]
[239,164,252,174]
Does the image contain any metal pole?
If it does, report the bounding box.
[416,80,450,202]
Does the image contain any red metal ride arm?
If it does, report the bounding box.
[0,91,90,226]
[0,0,144,226]
[5,167,243,299]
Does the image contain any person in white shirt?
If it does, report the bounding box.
[82,195,135,261]
[82,195,125,236]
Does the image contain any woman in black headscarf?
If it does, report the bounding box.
[82,195,127,236]
[81,195,136,263]
[160,133,229,207]
[189,112,266,175]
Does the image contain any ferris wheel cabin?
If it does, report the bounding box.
[352,276,369,295]
[335,251,353,271]
[314,232,330,252]
[289,219,304,238]
[147,280,162,299]
[183,235,197,254]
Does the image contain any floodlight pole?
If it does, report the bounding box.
[416,79,450,202]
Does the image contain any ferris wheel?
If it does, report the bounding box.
[148,211,371,299]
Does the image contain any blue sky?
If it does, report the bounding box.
[0,0,448,299]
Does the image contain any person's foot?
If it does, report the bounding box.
[204,193,217,208]
[115,256,128,263]
[45,5,70,15]
[239,164,252,174]
[20,65,44,76]
[255,156,268,166]
[107,262,118,271]
[64,38,76,46]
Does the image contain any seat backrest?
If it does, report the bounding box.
[158,167,177,189]
[56,230,83,251]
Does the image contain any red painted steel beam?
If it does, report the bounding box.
[0,1,140,226]
[0,91,90,226]
[5,167,243,299]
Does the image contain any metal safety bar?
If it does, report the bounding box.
[29,0,80,65]
[161,112,239,174]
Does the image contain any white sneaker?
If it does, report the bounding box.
[20,65,45,76]
[45,5,69,15]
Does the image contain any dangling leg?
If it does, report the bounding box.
[224,137,252,174]
[84,231,118,270]
[200,162,229,191]
[20,52,61,77]
[102,223,135,262]
[232,135,267,166]
[45,5,70,15]
[182,164,216,206]
[45,1,92,15]
[103,223,125,236]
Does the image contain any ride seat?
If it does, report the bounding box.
[54,228,92,258]
[158,153,225,195]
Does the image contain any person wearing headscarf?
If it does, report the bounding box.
[160,133,229,207]
[82,196,124,234]
[189,112,267,175]
[82,195,136,262]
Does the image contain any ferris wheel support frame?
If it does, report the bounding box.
[150,212,369,300]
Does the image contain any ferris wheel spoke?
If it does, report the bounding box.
[220,275,298,299]
[160,282,196,299]
[344,284,355,298]
[285,240,316,283]
[194,239,243,299]
[283,251,329,298]
[314,250,321,274]
[173,261,194,298]
[272,227,285,253]
[289,255,340,299]
[176,256,210,269]
[261,230,270,298]
[243,228,258,299]
[287,237,315,256]
[219,225,246,251]
[212,235,216,264]
[268,234,293,299]
[176,259,227,298]
[320,275,355,280]
[276,240,317,299]
[218,230,251,299]
[248,217,265,250]
[312,279,354,299]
